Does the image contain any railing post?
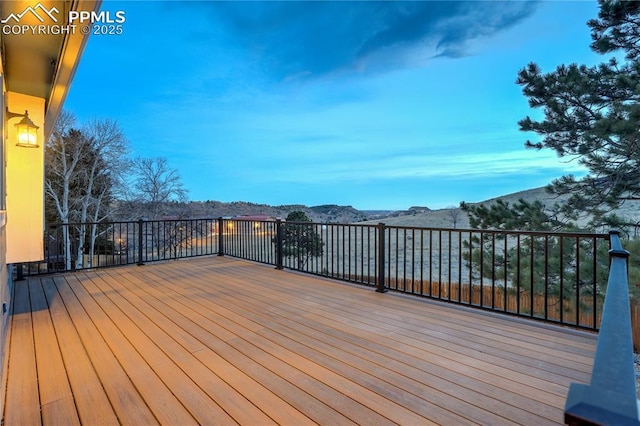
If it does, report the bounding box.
[16,264,24,281]
[376,222,387,293]
[564,230,638,425]
[137,218,144,266]
[217,217,224,256]
[275,219,283,270]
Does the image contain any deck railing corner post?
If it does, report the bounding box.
[275,219,283,270]
[137,218,144,266]
[217,217,224,256]
[376,222,387,293]
[564,229,638,425]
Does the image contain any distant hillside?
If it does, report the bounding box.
[171,201,370,223]
[361,207,470,229]
[473,186,640,228]
[117,185,640,229]
[473,187,568,208]
[308,204,366,222]
[362,186,640,229]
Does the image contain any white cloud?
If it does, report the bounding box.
[263,148,587,184]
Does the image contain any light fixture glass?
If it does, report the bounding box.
[6,109,39,148]
[15,113,39,147]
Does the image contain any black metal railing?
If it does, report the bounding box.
[564,231,640,425]
[218,218,278,265]
[379,226,610,329]
[19,218,220,276]
[19,217,611,330]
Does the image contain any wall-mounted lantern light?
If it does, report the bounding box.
[6,108,39,148]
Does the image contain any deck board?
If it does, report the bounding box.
[4,282,40,426]
[92,269,315,426]
[29,280,80,426]
[87,270,279,425]
[41,279,120,426]
[160,262,570,424]
[108,267,353,425]
[187,278,557,424]
[54,275,159,424]
[3,256,597,425]
[67,272,200,425]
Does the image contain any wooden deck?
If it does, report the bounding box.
[2,256,597,425]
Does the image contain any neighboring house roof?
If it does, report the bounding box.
[235,215,278,221]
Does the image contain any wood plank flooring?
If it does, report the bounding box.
[2,256,597,425]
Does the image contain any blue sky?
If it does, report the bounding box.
[65,0,602,210]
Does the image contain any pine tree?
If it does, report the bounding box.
[461,200,609,299]
[280,211,324,269]
[517,0,640,228]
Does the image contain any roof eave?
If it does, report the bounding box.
[44,0,102,137]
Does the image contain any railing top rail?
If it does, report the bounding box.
[138,218,218,224]
[46,218,220,228]
[223,217,610,238]
[270,220,379,229]
[46,217,610,239]
[46,221,132,227]
[375,224,610,239]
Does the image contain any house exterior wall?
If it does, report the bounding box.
[5,92,45,263]
[0,74,10,421]
[0,225,8,421]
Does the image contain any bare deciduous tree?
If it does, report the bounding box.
[79,119,130,266]
[446,205,461,229]
[45,111,82,269]
[130,157,188,219]
[45,112,130,268]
